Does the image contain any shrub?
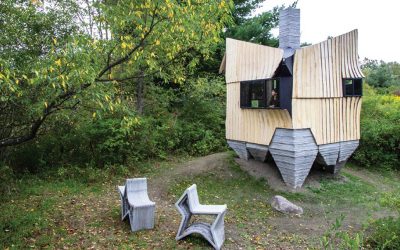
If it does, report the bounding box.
[320,215,364,250]
[353,85,400,171]
[363,191,400,249]
[0,164,14,196]
[365,217,400,250]
[4,75,227,173]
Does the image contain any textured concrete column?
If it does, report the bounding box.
[317,140,359,175]
[227,140,250,160]
[279,7,300,58]
[269,128,318,188]
[246,143,269,162]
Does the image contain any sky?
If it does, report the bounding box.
[256,0,400,62]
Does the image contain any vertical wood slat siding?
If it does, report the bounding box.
[291,97,362,145]
[226,82,292,145]
[293,29,363,98]
[225,38,284,83]
[224,30,362,146]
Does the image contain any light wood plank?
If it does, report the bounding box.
[225,38,283,83]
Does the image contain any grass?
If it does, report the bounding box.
[1,152,399,249]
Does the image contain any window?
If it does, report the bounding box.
[343,78,362,96]
[240,79,280,108]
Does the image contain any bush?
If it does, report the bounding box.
[4,75,227,173]
[0,164,14,196]
[320,215,364,250]
[353,85,400,170]
[363,191,400,249]
[365,217,400,250]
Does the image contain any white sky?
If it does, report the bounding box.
[256,0,400,62]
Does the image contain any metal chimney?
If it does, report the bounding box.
[279,7,300,58]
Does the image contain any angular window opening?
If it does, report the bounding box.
[343,78,362,96]
[240,79,280,109]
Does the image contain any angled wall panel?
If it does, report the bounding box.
[225,38,284,83]
[293,29,363,98]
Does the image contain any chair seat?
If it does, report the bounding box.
[191,204,227,215]
[127,193,155,207]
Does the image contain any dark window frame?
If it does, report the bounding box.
[343,78,363,96]
[240,78,281,109]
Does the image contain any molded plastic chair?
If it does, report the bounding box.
[175,184,227,250]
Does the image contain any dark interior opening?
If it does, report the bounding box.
[343,78,363,96]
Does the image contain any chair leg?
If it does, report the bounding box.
[122,195,129,221]
[129,205,155,232]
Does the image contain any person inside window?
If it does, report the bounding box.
[268,89,279,108]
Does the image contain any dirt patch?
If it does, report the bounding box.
[148,152,231,200]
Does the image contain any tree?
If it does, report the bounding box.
[362,58,400,88]
[226,1,298,46]
[231,0,264,24]
[225,8,280,47]
[0,0,233,148]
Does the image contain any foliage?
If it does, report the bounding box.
[226,9,280,46]
[0,0,233,148]
[3,75,227,173]
[231,0,264,24]
[0,164,14,195]
[353,84,400,170]
[225,1,297,46]
[320,215,364,250]
[365,217,400,249]
[363,190,400,249]
[380,191,400,211]
[361,58,400,89]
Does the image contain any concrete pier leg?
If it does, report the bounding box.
[227,140,250,160]
[246,143,269,162]
[269,128,318,188]
[318,140,359,175]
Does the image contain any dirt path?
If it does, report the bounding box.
[148,152,230,200]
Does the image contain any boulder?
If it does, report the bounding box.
[270,195,303,215]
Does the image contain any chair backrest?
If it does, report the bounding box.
[186,184,200,210]
[126,178,147,194]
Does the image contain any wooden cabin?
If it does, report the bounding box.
[220,7,363,188]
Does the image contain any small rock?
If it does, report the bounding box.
[270,195,303,215]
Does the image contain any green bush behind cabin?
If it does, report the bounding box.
[353,84,400,171]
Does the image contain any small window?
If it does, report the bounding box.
[343,78,362,96]
[240,79,280,108]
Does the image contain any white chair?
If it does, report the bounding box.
[117,178,155,232]
[175,184,227,250]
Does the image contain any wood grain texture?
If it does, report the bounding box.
[224,31,363,146]
[225,82,292,145]
[291,97,362,145]
[225,38,283,83]
[293,29,364,98]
